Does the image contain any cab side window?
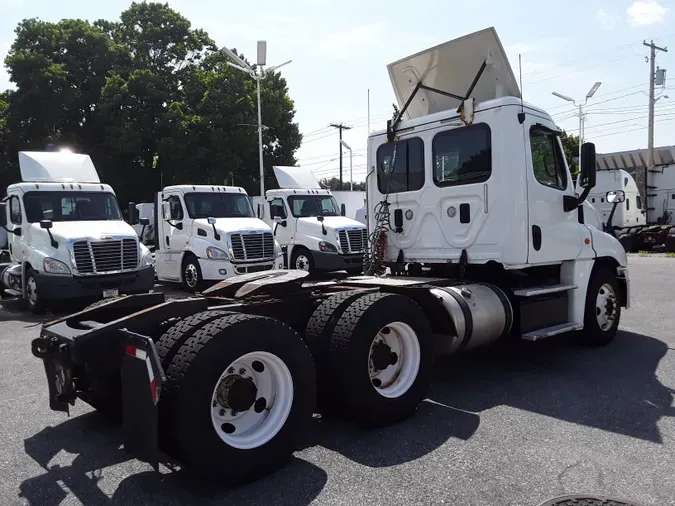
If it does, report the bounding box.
[269,198,287,219]
[167,195,184,220]
[9,196,22,225]
[529,127,567,190]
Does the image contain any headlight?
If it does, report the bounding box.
[319,241,338,253]
[141,250,155,267]
[206,246,229,260]
[274,240,283,257]
[43,257,71,275]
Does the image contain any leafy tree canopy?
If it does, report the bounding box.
[0,2,302,205]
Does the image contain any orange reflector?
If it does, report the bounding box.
[584,238,590,245]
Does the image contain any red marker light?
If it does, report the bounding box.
[584,238,590,245]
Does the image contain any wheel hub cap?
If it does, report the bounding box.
[371,341,395,371]
[185,264,197,286]
[216,375,258,413]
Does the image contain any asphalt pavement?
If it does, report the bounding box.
[1,255,674,506]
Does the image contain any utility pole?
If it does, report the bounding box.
[329,123,352,188]
[644,40,668,223]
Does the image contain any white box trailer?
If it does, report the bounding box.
[29,27,630,486]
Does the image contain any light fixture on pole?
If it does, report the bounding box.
[221,42,292,197]
[339,139,353,190]
[551,81,602,173]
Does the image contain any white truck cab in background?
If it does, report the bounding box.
[256,166,368,275]
[0,151,155,313]
[153,185,283,292]
[586,169,646,228]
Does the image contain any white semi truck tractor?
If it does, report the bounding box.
[29,27,629,485]
[0,151,155,313]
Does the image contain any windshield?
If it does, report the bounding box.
[23,191,122,223]
[183,192,254,219]
[287,195,340,217]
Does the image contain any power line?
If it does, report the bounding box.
[329,122,352,187]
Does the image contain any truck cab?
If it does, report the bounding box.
[258,166,368,275]
[153,185,283,292]
[367,27,629,338]
[586,169,646,228]
[0,151,155,313]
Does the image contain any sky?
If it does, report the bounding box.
[0,0,673,184]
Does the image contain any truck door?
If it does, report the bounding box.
[269,197,291,262]
[526,124,583,264]
[7,193,26,263]
[155,192,187,281]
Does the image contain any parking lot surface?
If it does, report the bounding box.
[1,255,674,506]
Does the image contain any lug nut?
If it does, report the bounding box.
[228,367,235,374]
[239,368,246,375]
[219,409,226,416]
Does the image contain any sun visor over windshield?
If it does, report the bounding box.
[387,27,521,121]
[18,151,101,183]
[273,166,320,190]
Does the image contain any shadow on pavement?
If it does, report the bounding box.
[315,399,479,467]
[429,330,675,444]
[19,412,327,506]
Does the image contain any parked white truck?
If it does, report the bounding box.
[255,165,368,275]
[586,169,646,228]
[30,27,629,485]
[149,184,283,292]
[0,151,155,313]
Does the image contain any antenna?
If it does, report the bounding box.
[518,53,525,124]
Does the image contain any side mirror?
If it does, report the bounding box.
[39,220,53,230]
[341,203,346,216]
[127,202,139,225]
[206,216,220,240]
[162,202,171,221]
[12,227,22,236]
[139,217,150,226]
[317,216,324,223]
[274,216,282,224]
[606,190,626,204]
[257,203,264,220]
[578,142,597,190]
[207,217,216,225]
[0,202,6,228]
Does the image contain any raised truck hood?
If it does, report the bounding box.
[193,217,271,235]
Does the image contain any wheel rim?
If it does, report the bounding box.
[367,321,421,399]
[184,263,198,288]
[294,254,310,272]
[26,276,37,306]
[596,282,618,331]
[210,351,294,450]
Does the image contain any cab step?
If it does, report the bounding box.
[521,322,583,341]
[513,284,577,297]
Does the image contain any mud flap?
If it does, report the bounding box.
[31,337,74,414]
[120,329,165,469]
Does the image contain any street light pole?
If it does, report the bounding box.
[221,42,292,197]
[340,139,353,190]
[552,81,602,175]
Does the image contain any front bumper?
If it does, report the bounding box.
[198,257,282,281]
[313,251,364,272]
[34,266,156,300]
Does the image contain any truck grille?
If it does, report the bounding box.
[72,239,139,274]
[338,229,368,253]
[229,232,275,262]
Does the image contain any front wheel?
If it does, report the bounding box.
[577,266,621,347]
[24,267,46,314]
[291,248,315,275]
[182,256,203,293]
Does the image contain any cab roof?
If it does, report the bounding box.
[163,185,249,195]
[18,151,101,183]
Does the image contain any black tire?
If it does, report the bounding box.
[305,292,368,406]
[24,267,46,314]
[290,247,315,275]
[577,265,621,347]
[159,313,316,483]
[324,292,434,427]
[181,255,203,293]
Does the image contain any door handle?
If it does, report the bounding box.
[165,236,170,247]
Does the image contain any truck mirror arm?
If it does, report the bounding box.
[165,220,183,231]
[563,186,592,213]
[604,201,620,237]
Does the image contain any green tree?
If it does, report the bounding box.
[560,130,580,178]
[318,177,366,191]
[0,2,302,205]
